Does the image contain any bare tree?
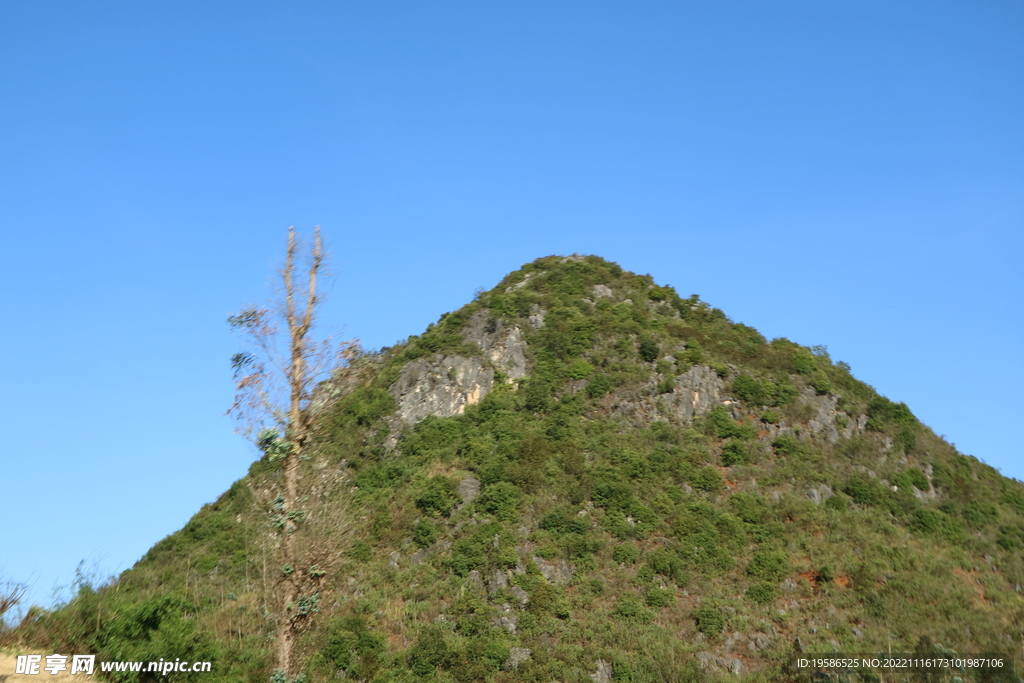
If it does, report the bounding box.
[228,226,356,681]
[0,579,27,631]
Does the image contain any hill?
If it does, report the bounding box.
[10,255,1024,682]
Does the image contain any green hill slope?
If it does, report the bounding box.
[15,255,1024,682]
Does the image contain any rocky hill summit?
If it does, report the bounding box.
[13,255,1024,682]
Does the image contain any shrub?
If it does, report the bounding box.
[567,358,594,379]
[720,441,747,467]
[333,386,397,427]
[746,550,789,582]
[413,520,436,549]
[909,509,965,543]
[746,581,777,605]
[647,549,689,585]
[415,476,459,517]
[793,349,818,374]
[612,544,641,564]
[692,466,724,493]
[586,373,612,398]
[529,582,570,618]
[354,463,409,491]
[824,494,850,512]
[996,525,1024,551]
[1000,489,1024,515]
[645,587,675,608]
[810,373,833,395]
[680,339,703,365]
[894,429,917,454]
[761,410,779,424]
[730,492,769,524]
[732,374,772,406]
[692,602,724,634]
[314,615,383,680]
[771,435,804,458]
[614,594,654,623]
[539,508,587,535]
[408,624,455,675]
[892,468,929,491]
[476,482,521,521]
[705,406,756,440]
[843,476,884,507]
[866,397,916,432]
[638,337,660,362]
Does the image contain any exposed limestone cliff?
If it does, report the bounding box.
[390,355,493,425]
[389,309,531,426]
[606,363,727,426]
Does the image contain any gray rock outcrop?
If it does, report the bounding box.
[697,652,745,675]
[389,310,533,428]
[391,355,494,425]
[505,647,532,669]
[532,556,574,584]
[591,659,613,683]
[462,310,528,380]
[458,476,481,506]
[607,364,726,426]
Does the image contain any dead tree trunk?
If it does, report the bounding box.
[228,226,350,681]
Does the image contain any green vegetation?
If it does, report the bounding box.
[10,255,1024,683]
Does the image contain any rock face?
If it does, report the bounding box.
[492,603,517,633]
[807,484,835,505]
[389,310,531,427]
[591,659,613,683]
[532,556,574,584]
[757,387,864,444]
[458,476,481,506]
[697,652,745,675]
[390,355,494,425]
[461,310,528,380]
[608,364,727,426]
[504,647,532,669]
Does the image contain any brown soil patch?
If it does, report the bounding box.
[798,570,819,588]
[953,567,990,606]
[834,575,851,588]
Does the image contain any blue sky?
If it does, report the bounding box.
[1,1,1021,614]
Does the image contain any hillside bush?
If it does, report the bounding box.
[730,492,769,524]
[644,587,675,608]
[720,440,747,467]
[892,468,929,491]
[413,520,436,548]
[746,550,789,582]
[866,397,916,432]
[476,482,521,521]
[415,476,459,517]
[408,624,455,675]
[692,602,725,634]
[910,509,965,543]
[692,466,724,493]
[586,372,612,397]
[614,594,654,624]
[746,581,778,605]
[705,406,756,440]
[638,337,660,362]
[612,543,641,564]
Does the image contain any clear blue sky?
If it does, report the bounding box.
[1,1,1021,614]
